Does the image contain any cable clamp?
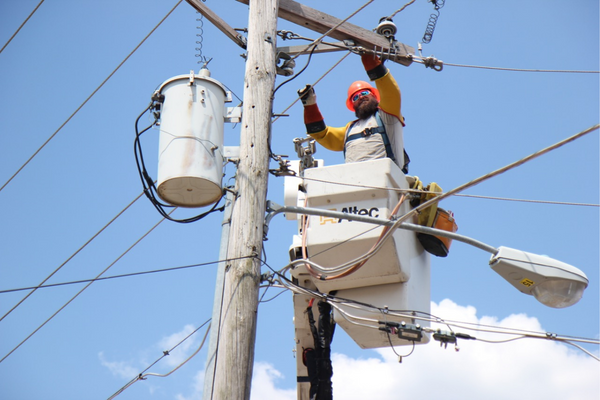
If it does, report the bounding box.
[278,30,300,41]
[546,332,558,340]
[433,329,456,348]
[422,56,443,71]
[260,272,274,284]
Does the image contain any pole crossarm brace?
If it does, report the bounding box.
[186,0,247,49]
[265,201,499,255]
[236,0,414,66]
[277,41,353,56]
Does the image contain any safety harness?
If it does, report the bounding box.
[344,111,410,174]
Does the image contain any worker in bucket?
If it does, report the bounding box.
[298,52,409,173]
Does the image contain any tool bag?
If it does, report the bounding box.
[409,178,458,257]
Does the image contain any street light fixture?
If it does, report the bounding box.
[490,246,589,308]
[266,202,590,309]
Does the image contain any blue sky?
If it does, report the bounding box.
[0,1,598,399]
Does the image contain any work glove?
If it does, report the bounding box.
[362,53,387,81]
[298,84,317,106]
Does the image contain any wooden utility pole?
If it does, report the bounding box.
[210,0,279,399]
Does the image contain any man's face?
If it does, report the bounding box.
[353,92,379,119]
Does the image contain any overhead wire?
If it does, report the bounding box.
[290,175,600,208]
[271,0,374,106]
[274,274,599,359]
[258,288,288,304]
[272,51,352,124]
[441,60,600,74]
[272,43,319,95]
[278,124,598,282]
[269,0,375,166]
[268,4,598,363]
[0,191,145,322]
[0,210,175,364]
[404,123,599,218]
[411,54,599,74]
[386,0,417,19]
[0,0,45,55]
[107,319,211,400]
[285,0,375,65]
[0,0,184,194]
[0,256,257,294]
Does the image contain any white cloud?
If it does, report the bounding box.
[176,369,205,400]
[99,324,205,399]
[157,324,198,368]
[98,305,599,400]
[252,299,600,400]
[98,351,138,380]
[250,362,296,400]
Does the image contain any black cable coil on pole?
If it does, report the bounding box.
[133,98,225,223]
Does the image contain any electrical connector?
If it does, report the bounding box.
[378,321,423,342]
[433,329,456,348]
[398,322,423,342]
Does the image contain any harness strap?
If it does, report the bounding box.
[344,112,400,167]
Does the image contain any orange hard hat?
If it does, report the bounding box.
[346,80,380,111]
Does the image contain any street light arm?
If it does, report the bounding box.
[265,201,499,255]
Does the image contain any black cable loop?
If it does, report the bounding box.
[134,103,226,223]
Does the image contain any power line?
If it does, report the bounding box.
[443,61,600,74]
[413,56,600,73]
[0,210,174,364]
[274,274,599,359]
[0,0,45,55]
[276,272,600,347]
[0,0,184,194]
[0,191,145,323]
[0,255,257,294]
[271,0,373,119]
[410,124,599,217]
[451,193,599,207]
[107,319,211,400]
[276,124,598,280]
[273,51,352,124]
[286,0,374,64]
[387,0,417,20]
[293,175,600,208]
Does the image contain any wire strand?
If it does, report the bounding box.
[289,175,600,208]
[0,210,175,364]
[0,191,145,322]
[387,0,417,19]
[273,51,352,124]
[413,56,600,73]
[443,61,600,74]
[107,319,211,400]
[272,268,599,360]
[280,125,598,285]
[0,0,184,194]
[0,0,45,55]
[286,0,374,64]
[0,256,257,294]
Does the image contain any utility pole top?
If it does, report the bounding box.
[237,0,414,66]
